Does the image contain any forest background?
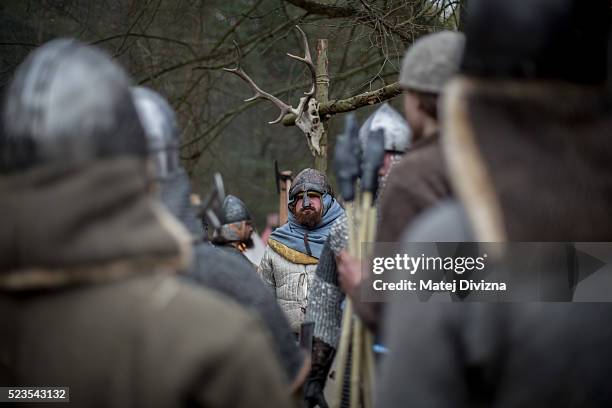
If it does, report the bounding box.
[1,0,465,230]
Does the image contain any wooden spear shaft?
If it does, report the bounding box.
[334,204,356,407]
[356,191,378,408]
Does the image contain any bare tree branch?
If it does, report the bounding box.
[281,82,401,125]
[208,0,266,55]
[282,0,357,18]
[137,15,306,84]
[91,33,197,56]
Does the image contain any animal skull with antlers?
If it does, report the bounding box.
[223,26,324,157]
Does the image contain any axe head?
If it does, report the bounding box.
[333,112,361,202]
[361,128,386,195]
[197,172,226,231]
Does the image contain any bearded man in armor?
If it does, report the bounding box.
[257,168,345,335]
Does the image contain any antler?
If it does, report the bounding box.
[223,26,316,124]
[223,42,294,124]
[287,25,316,98]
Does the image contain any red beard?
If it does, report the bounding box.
[294,207,322,228]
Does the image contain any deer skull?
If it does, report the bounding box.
[224,26,324,159]
[295,97,323,156]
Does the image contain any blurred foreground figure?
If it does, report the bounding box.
[132,85,306,390]
[335,31,465,335]
[0,40,292,407]
[375,30,464,243]
[378,0,612,406]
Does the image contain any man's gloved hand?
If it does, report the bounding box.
[304,338,336,408]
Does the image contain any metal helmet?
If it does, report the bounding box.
[399,31,465,94]
[221,195,252,225]
[1,39,146,173]
[461,0,609,84]
[288,168,332,206]
[213,194,252,244]
[131,86,180,179]
[358,103,411,154]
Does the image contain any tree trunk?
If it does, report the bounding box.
[315,39,329,173]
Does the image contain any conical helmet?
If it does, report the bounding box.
[221,195,251,225]
[358,103,411,153]
[131,86,181,179]
[1,39,146,173]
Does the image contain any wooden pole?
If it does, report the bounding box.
[315,38,329,173]
[278,171,292,225]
